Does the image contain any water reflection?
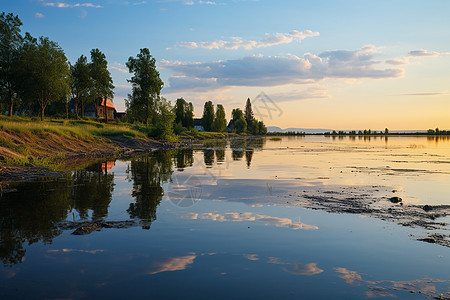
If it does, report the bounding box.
[181,212,318,230]
[71,170,114,221]
[127,151,173,229]
[267,257,323,276]
[334,267,450,299]
[146,254,197,275]
[174,149,194,171]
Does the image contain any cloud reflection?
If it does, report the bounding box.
[268,257,323,276]
[47,249,105,254]
[181,212,318,230]
[242,254,259,261]
[335,267,450,299]
[147,255,196,275]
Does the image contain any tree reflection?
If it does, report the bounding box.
[174,149,193,171]
[71,168,115,221]
[127,151,174,229]
[0,176,73,266]
[203,149,215,166]
[215,149,225,164]
[0,161,116,266]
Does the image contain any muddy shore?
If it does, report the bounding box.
[281,185,450,247]
[0,135,188,183]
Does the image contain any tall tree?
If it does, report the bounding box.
[89,48,114,122]
[244,97,253,124]
[202,101,214,131]
[174,97,194,129]
[174,97,186,126]
[231,108,246,134]
[19,35,70,120]
[71,54,92,119]
[212,104,226,132]
[153,97,175,140]
[232,108,244,121]
[126,48,163,126]
[185,101,194,128]
[0,12,23,116]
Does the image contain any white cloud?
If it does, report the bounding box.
[385,57,409,65]
[198,0,218,4]
[35,12,45,18]
[109,66,128,73]
[409,49,441,57]
[175,30,319,50]
[41,2,103,8]
[160,45,403,92]
[133,1,147,5]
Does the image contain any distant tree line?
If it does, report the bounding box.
[199,98,267,135]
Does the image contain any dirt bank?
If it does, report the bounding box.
[0,132,183,182]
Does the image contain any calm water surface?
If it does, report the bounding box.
[1,136,449,299]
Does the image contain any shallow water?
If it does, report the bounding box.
[1,136,449,299]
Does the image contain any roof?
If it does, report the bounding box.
[99,98,115,109]
[193,118,203,126]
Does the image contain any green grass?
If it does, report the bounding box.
[0,116,150,170]
[0,116,146,139]
[269,137,282,141]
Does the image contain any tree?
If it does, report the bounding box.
[212,104,226,132]
[71,55,92,119]
[233,118,247,134]
[202,101,214,131]
[257,120,267,134]
[89,48,114,122]
[0,12,23,116]
[186,102,194,128]
[244,97,253,130]
[18,35,70,120]
[174,97,194,128]
[126,48,163,126]
[384,128,389,135]
[232,108,244,121]
[153,97,175,140]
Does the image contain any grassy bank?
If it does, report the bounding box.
[0,116,241,171]
[0,116,151,170]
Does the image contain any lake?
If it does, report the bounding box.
[1,136,449,299]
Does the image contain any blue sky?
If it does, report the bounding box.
[3,0,450,129]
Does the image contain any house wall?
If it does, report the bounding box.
[96,106,115,119]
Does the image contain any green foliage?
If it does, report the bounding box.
[71,54,92,118]
[174,97,194,128]
[152,97,176,141]
[232,108,244,121]
[18,35,71,120]
[173,121,185,135]
[202,101,214,131]
[233,117,247,134]
[212,104,226,132]
[257,120,267,134]
[0,12,23,116]
[126,48,163,126]
[244,97,253,125]
[89,48,114,100]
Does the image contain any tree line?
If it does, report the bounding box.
[0,12,267,139]
[0,12,114,121]
[199,98,267,135]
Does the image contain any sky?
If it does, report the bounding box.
[3,0,450,130]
